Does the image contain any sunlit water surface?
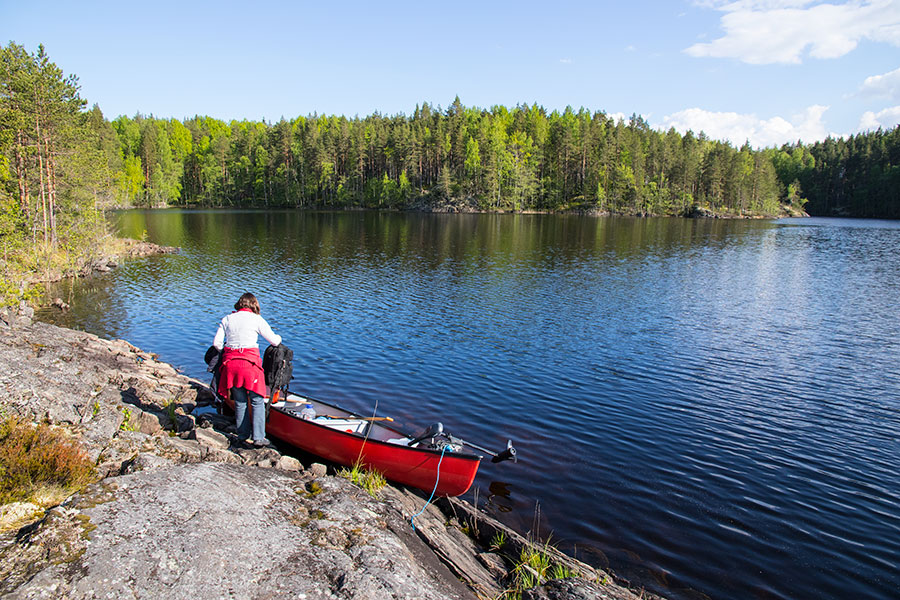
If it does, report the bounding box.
[38,211,900,600]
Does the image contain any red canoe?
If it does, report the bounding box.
[228,391,484,497]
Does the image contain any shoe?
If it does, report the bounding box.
[251,438,271,448]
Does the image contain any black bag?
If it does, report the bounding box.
[263,343,293,391]
[203,346,223,406]
[204,345,221,373]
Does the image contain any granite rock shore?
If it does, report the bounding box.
[0,317,660,600]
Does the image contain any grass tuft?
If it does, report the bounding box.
[337,461,387,497]
[165,402,178,430]
[513,540,553,590]
[491,534,581,599]
[490,529,508,552]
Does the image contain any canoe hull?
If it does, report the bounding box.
[266,409,480,496]
[224,392,481,497]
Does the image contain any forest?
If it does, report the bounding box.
[2,42,899,304]
[111,104,794,218]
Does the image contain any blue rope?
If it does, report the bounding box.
[410,445,448,530]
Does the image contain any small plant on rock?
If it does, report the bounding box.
[550,562,577,580]
[119,407,137,431]
[164,402,179,431]
[338,461,386,497]
[513,541,552,590]
[305,481,323,497]
[502,535,578,598]
[490,530,508,551]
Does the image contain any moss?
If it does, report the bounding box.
[72,481,118,510]
[305,481,323,498]
[74,513,96,540]
[287,515,310,528]
[347,526,372,547]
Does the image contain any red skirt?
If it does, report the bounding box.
[217,347,266,398]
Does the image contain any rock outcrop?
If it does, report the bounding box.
[3,463,474,600]
[0,320,659,600]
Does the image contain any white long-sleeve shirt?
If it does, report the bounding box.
[213,309,282,350]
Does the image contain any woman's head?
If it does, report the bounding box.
[234,292,261,314]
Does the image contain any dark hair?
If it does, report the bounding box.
[234,292,261,314]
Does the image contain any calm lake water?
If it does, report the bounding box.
[38,211,900,600]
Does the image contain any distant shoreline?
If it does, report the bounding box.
[125,202,809,219]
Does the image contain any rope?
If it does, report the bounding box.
[410,444,448,530]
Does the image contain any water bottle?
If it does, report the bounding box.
[300,403,316,420]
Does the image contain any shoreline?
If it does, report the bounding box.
[2,238,179,314]
[38,237,179,285]
[0,318,662,600]
[139,202,807,219]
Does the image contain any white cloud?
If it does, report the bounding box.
[694,1,815,8]
[686,1,900,64]
[559,58,573,64]
[858,105,900,129]
[659,105,830,147]
[859,67,900,100]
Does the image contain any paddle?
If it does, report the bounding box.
[320,414,394,422]
[457,437,518,463]
[405,424,517,463]
[491,440,517,463]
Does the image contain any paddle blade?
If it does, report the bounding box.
[491,440,517,463]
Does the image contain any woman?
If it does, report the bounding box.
[213,292,282,447]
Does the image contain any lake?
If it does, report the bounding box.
[37,210,900,600]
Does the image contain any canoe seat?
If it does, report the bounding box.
[386,437,414,445]
[315,418,368,435]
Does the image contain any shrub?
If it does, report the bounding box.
[0,416,96,506]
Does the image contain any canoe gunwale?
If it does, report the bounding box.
[268,398,483,462]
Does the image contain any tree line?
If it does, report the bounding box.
[108,102,794,217]
[2,42,900,302]
[772,128,900,219]
[92,105,900,221]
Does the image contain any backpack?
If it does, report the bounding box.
[263,343,294,391]
[204,345,221,373]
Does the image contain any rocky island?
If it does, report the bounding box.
[0,313,660,600]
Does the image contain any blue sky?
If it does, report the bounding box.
[3,0,899,148]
